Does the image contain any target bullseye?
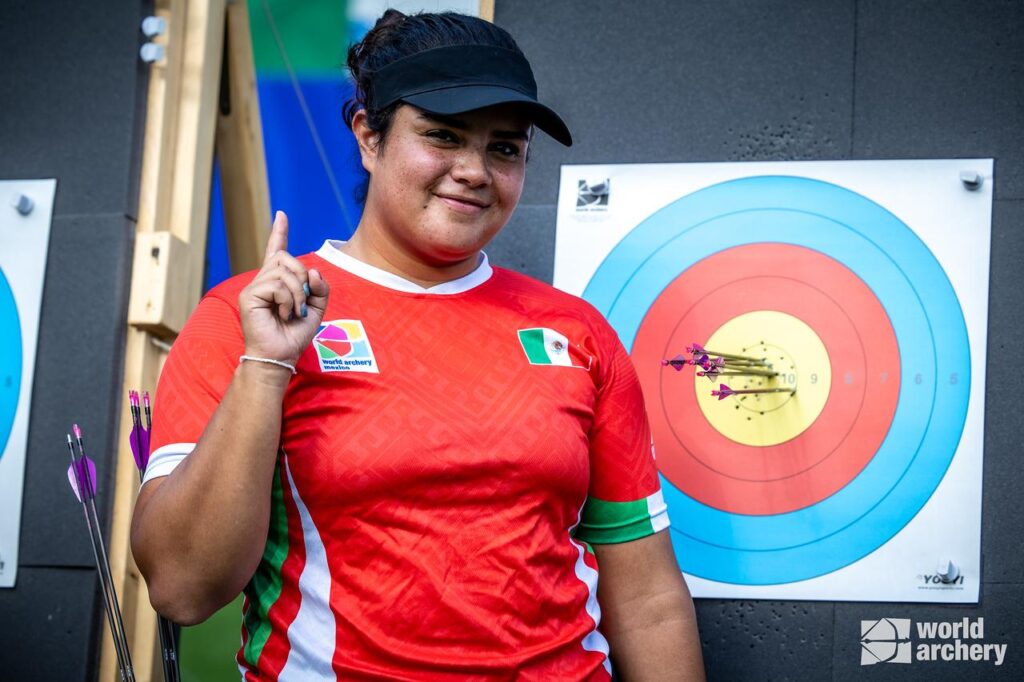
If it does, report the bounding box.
[696,310,831,447]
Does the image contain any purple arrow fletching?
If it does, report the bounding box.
[140,426,151,469]
[661,354,688,371]
[711,383,735,400]
[699,367,720,382]
[129,424,145,471]
[687,343,705,354]
[67,457,97,502]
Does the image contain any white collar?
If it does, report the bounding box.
[314,240,493,295]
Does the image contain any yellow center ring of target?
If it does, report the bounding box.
[695,310,831,447]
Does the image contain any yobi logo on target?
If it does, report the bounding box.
[860,617,1008,666]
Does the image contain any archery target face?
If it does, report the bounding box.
[554,164,990,598]
[0,268,19,457]
[0,178,55,588]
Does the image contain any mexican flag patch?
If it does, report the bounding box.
[517,328,592,370]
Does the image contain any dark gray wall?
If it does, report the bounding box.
[0,1,150,680]
[491,1,1023,680]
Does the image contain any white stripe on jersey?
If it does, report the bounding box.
[279,451,337,681]
[569,509,612,676]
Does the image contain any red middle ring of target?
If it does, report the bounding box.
[632,243,900,515]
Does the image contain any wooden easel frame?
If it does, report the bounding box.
[110,1,496,678]
[109,0,269,679]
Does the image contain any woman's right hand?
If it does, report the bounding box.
[239,211,330,365]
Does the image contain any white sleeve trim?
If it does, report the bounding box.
[142,443,196,484]
[647,488,672,533]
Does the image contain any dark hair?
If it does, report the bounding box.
[342,10,525,145]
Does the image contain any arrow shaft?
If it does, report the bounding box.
[71,435,136,681]
[729,388,794,395]
[698,348,765,362]
[720,359,771,368]
[129,390,180,681]
[89,494,136,681]
[713,369,779,377]
[68,443,132,680]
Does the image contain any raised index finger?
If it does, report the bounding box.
[264,210,289,263]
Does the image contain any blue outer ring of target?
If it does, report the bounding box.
[0,267,22,460]
[582,176,971,584]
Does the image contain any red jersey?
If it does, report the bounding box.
[147,242,668,681]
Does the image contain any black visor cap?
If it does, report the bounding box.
[368,45,572,146]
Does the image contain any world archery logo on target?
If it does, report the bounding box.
[576,178,610,210]
[313,320,380,373]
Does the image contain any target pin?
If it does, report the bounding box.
[711,383,795,401]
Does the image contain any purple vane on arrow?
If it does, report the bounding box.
[710,383,735,400]
[128,390,153,472]
[139,427,151,469]
[687,343,706,355]
[697,367,720,382]
[67,456,97,502]
[142,392,152,463]
[129,424,146,471]
[129,391,144,471]
[661,354,689,371]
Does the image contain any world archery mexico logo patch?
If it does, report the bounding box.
[313,320,380,373]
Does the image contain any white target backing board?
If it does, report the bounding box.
[554,160,991,602]
[0,179,55,588]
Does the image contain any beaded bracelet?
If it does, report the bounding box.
[239,355,297,375]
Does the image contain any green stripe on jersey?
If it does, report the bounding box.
[241,462,290,667]
[575,494,662,544]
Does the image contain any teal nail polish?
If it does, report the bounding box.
[301,303,308,318]
[303,282,310,296]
